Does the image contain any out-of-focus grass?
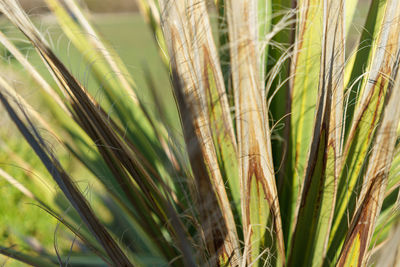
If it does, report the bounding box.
[0,13,171,266]
[0,13,172,114]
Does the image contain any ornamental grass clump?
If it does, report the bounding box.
[0,0,400,266]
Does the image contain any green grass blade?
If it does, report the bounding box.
[327,1,400,263]
[0,30,69,113]
[0,246,57,267]
[45,0,137,99]
[343,0,387,137]
[0,87,134,266]
[0,1,195,263]
[337,42,400,267]
[288,1,345,266]
[203,52,241,215]
[267,0,296,247]
[386,146,400,196]
[225,0,285,265]
[136,0,168,65]
[258,0,272,86]
[43,0,172,178]
[284,0,323,244]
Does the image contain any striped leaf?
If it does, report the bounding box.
[343,0,387,136]
[158,0,240,264]
[284,0,323,242]
[225,0,285,265]
[288,1,345,266]
[328,1,400,263]
[337,39,400,267]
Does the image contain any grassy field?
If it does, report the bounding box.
[0,13,172,266]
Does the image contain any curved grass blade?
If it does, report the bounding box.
[1,70,171,257]
[284,0,323,242]
[158,0,241,264]
[337,46,400,267]
[43,0,175,180]
[288,1,345,266]
[0,20,165,252]
[0,1,197,263]
[225,0,285,264]
[327,1,400,263]
[0,246,56,267]
[343,0,387,137]
[0,30,69,114]
[0,88,133,266]
[171,69,230,266]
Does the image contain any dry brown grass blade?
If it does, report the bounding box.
[0,75,61,143]
[324,0,345,184]
[171,69,232,265]
[158,0,236,149]
[225,0,285,264]
[0,0,194,261]
[317,0,345,257]
[342,0,400,161]
[0,30,70,114]
[0,87,133,267]
[158,0,240,263]
[48,0,139,104]
[328,2,400,261]
[337,51,400,267]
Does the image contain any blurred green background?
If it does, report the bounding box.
[18,0,139,13]
[0,10,173,266]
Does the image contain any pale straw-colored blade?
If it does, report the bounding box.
[225,0,285,264]
[158,0,240,264]
[328,2,400,262]
[337,51,400,266]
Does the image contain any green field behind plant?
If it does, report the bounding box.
[0,13,172,266]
